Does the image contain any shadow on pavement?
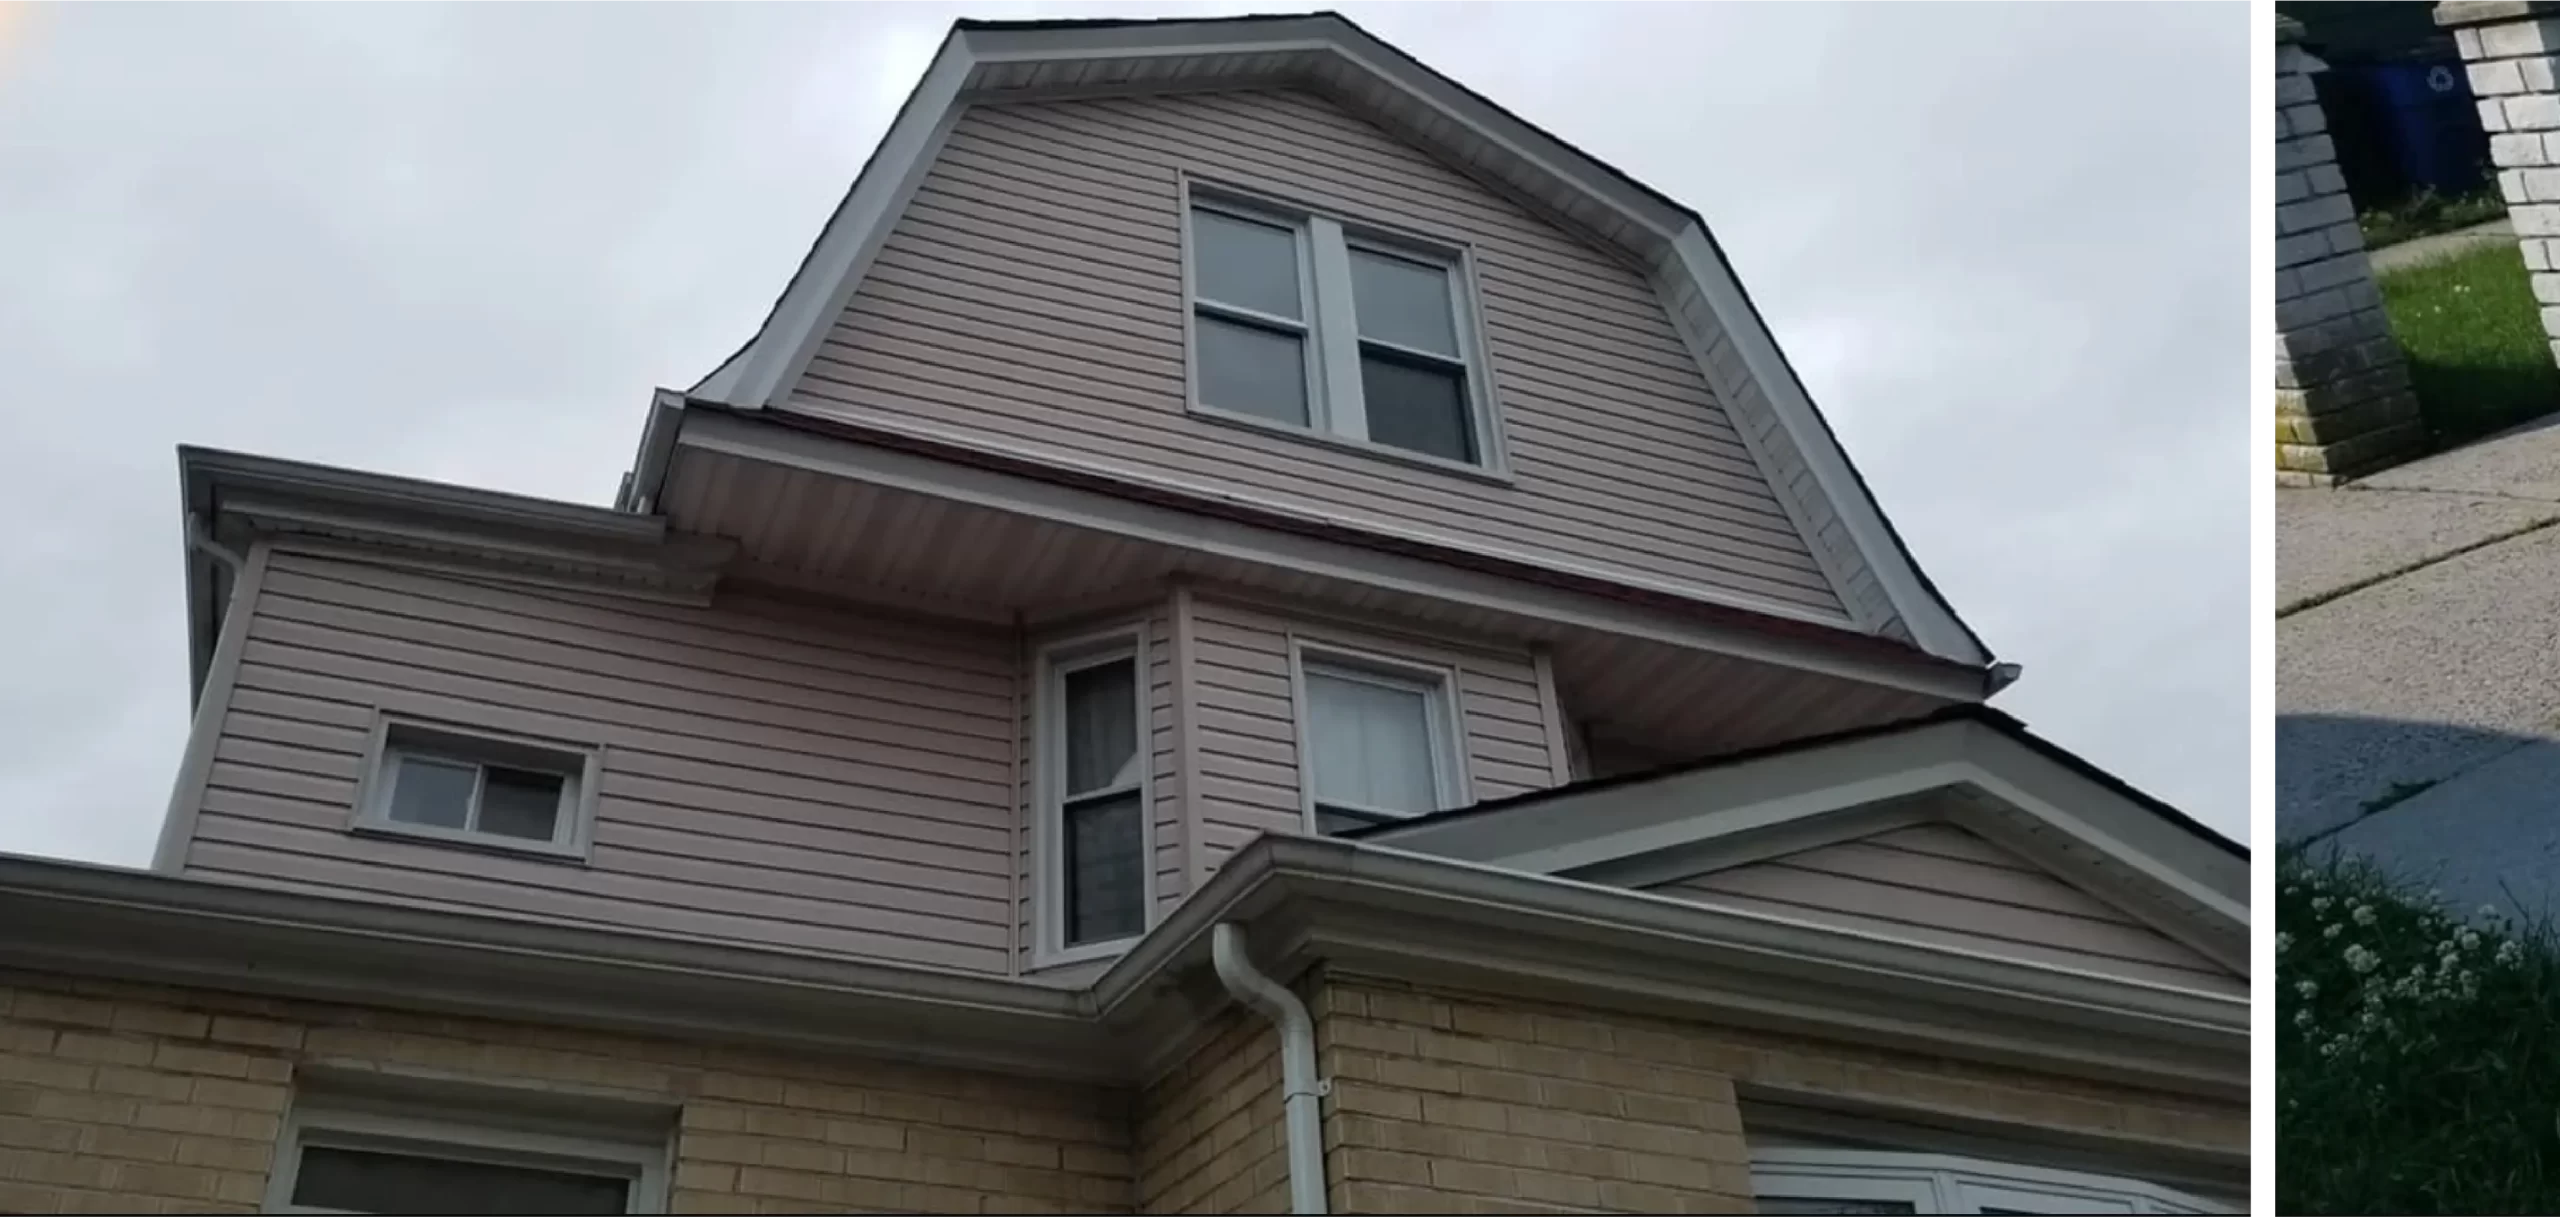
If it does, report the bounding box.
[2281,711,2560,923]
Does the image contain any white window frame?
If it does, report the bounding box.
[1180,175,1508,478]
[1032,623,1156,968]
[1749,1149,2235,1215]
[348,714,602,863]
[1287,639,1470,834]
[267,1101,668,1215]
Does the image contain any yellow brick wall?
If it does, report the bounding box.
[1312,975,2246,1216]
[1134,1006,1288,1214]
[0,970,1133,1215]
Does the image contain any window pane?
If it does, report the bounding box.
[387,758,477,830]
[1064,791,1145,945]
[1753,1201,1918,1216]
[1197,315,1310,427]
[1349,248,1458,356]
[1063,657,1139,796]
[1306,671,1438,814]
[1360,351,1475,464]
[478,767,565,841]
[1193,208,1302,319]
[291,1145,630,1215]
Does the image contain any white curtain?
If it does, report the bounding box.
[1306,669,1437,813]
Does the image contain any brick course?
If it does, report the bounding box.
[1136,1006,1289,1214]
[1311,975,2244,1216]
[0,970,1132,1216]
[0,964,2240,1215]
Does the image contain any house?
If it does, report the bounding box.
[0,13,2247,1216]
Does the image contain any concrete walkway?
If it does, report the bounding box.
[2280,414,2560,920]
[2368,217,2514,275]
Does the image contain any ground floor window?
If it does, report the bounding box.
[1750,1149,2233,1215]
[267,1100,667,1215]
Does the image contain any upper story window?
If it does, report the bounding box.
[353,718,599,862]
[1294,645,1466,835]
[1036,630,1153,964]
[1186,185,1501,473]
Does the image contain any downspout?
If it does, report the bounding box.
[1211,923,1328,1215]
[187,512,246,577]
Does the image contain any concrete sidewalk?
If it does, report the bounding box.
[2368,216,2514,276]
[2280,415,2560,920]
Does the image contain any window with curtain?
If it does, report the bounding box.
[1300,658,1456,835]
[1052,646,1147,952]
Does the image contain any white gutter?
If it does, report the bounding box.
[1211,923,1328,1216]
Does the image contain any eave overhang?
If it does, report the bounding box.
[0,832,2247,1105]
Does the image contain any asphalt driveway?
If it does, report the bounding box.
[2279,415,2560,919]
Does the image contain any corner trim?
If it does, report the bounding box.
[154,540,271,873]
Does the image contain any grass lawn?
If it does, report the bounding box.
[2361,188,2508,251]
[2278,850,2560,1213]
[2378,243,2560,448]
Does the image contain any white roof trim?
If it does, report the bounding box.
[1356,714,2247,974]
[679,13,1988,669]
[0,827,2244,1098]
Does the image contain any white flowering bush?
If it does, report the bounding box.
[2279,850,2560,1213]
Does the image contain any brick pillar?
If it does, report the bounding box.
[2275,16,2427,485]
[2444,2,2560,364]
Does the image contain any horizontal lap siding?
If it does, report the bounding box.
[1184,597,1559,878]
[1647,823,2243,996]
[790,89,1847,620]
[187,550,1022,976]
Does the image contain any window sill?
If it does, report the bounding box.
[349,820,593,866]
[1188,405,1515,486]
[1030,937,1139,973]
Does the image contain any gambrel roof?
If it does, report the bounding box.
[672,12,1991,670]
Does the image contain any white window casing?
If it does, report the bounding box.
[268,1100,668,1215]
[1288,638,1469,835]
[1181,176,1508,477]
[1748,1149,2236,1215]
[1032,623,1155,967]
[348,715,602,862]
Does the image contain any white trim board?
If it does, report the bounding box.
[665,13,1987,671]
[1357,714,2247,977]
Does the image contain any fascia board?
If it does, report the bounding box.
[1664,225,1987,666]
[725,34,976,410]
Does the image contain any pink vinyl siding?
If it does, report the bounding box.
[1182,595,1560,878]
[787,87,1848,622]
[1645,823,2243,996]
[184,549,1023,976]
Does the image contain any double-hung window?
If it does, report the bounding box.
[1294,647,1465,835]
[1039,633,1151,961]
[352,718,600,861]
[1186,186,1498,470]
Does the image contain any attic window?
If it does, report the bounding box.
[1185,185,1501,472]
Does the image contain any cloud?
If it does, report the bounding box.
[0,1,2247,863]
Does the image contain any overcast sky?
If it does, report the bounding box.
[0,1,2248,865]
